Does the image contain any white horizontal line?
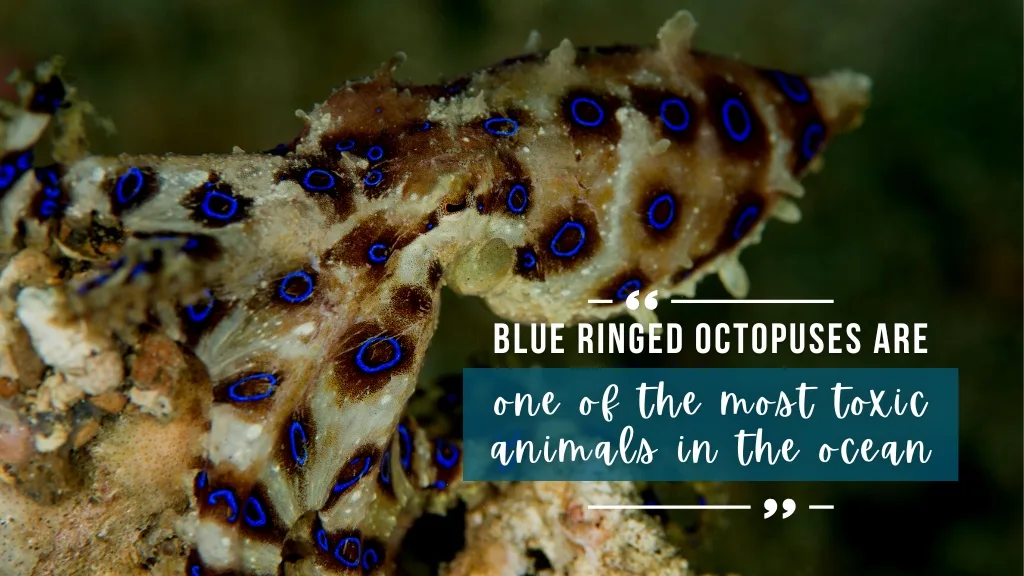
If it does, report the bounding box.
[588,504,751,510]
[587,299,614,304]
[669,299,834,304]
[808,505,835,510]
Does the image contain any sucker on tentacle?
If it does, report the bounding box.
[0,10,869,575]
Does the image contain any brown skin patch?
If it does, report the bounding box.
[537,200,602,274]
[389,285,434,324]
[324,212,422,282]
[427,260,444,289]
[630,87,701,145]
[560,89,623,144]
[329,321,415,401]
[322,445,383,510]
[513,245,543,281]
[276,160,356,220]
[703,76,769,161]
[182,176,254,228]
[595,268,652,304]
[758,69,830,176]
[668,190,768,285]
[237,483,290,544]
[638,186,683,243]
[106,166,159,216]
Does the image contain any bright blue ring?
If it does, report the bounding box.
[615,279,642,301]
[187,290,214,322]
[484,117,518,137]
[289,421,308,466]
[15,151,32,171]
[115,167,144,204]
[196,470,208,489]
[316,529,329,551]
[773,71,810,103]
[571,97,604,127]
[368,243,389,263]
[733,206,760,240]
[355,336,401,373]
[801,123,825,160]
[334,537,362,567]
[190,566,201,576]
[278,270,314,303]
[333,456,371,493]
[43,186,60,198]
[362,548,380,570]
[367,145,384,161]
[201,190,238,220]
[549,221,586,258]
[335,139,355,151]
[243,497,267,527]
[435,440,460,469]
[302,169,335,191]
[364,170,383,186]
[0,165,13,188]
[521,251,536,269]
[40,200,57,217]
[506,184,528,213]
[659,98,690,131]
[379,449,392,485]
[647,194,675,230]
[226,373,277,402]
[722,98,752,142]
[207,489,238,522]
[398,424,412,471]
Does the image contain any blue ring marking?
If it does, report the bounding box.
[549,221,586,258]
[368,243,389,263]
[207,489,238,522]
[426,222,434,230]
[570,97,604,127]
[733,206,760,240]
[335,139,356,152]
[0,165,14,189]
[302,169,335,191]
[398,424,412,471]
[721,98,752,142]
[476,200,484,212]
[334,537,362,567]
[772,71,810,103]
[190,565,201,576]
[226,373,278,403]
[243,496,267,527]
[506,184,528,213]
[115,167,144,204]
[801,123,825,160]
[364,169,383,187]
[186,289,214,322]
[431,480,448,490]
[435,440,460,469]
[316,529,330,551]
[40,200,58,217]
[647,193,675,230]
[615,279,642,302]
[355,336,401,373]
[379,449,392,486]
[363,548,380,570]
[659,98,690,131]
[43,186,60,198]
[196,470,208,489]
[366,145,384,162]
[333,456,372,493]
[183,237,199,251]
[483,117,518,137]
[289,420,308,466]
[278,270,314,303]
[15,151,33,171]
[201,190,239,220]
[521,251,536,269]
[420,121,431,131]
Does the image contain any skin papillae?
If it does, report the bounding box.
[0,11,869,576]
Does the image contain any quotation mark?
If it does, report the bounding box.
[763,498,796,519]
[625,290,658,311]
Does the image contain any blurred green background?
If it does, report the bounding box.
[2,1,1020,575]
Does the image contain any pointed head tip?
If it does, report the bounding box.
[812,69,872,135]
[657,11,699,55]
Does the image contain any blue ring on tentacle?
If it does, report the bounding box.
[207,489,238,522]
[39,200,58,218]
[420,121,431,131]
[647,193,675,230]
[366,145,384,162]
[15,151,33,171]
[115,167,144,204]
[570,97,604,127]
[278,270,314,303]
[771,71,810,103]
[0,165,14,189]
[398,424,412,471]
[721,98,752,142]
[243,496,267,527]
[196,470,208,490]
[335,139,356,152]
[333,456,372,493]
[379,449,392,486]
[521,251,537,269]
[190,566,200,576]
[355,337,401,373]
[364,170,383,187]
[659,98,690,132]
[733,206,760,240]
[334,536,362,567]
[363,547,381,570]
[368,243,389,263]
[615,279,642,302]
[801,122,825,160]
[289,421,308,466]
[226,373,278,402]
[435,439,460,469]
[506,184,528,213]
[483,117,518,137]
[201,190,239,220]
[316,529,330,551]
[302,169,335,191]
[186,289,214,322]
[549,222,586,258]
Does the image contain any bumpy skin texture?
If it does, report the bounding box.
[0,11,869,576]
